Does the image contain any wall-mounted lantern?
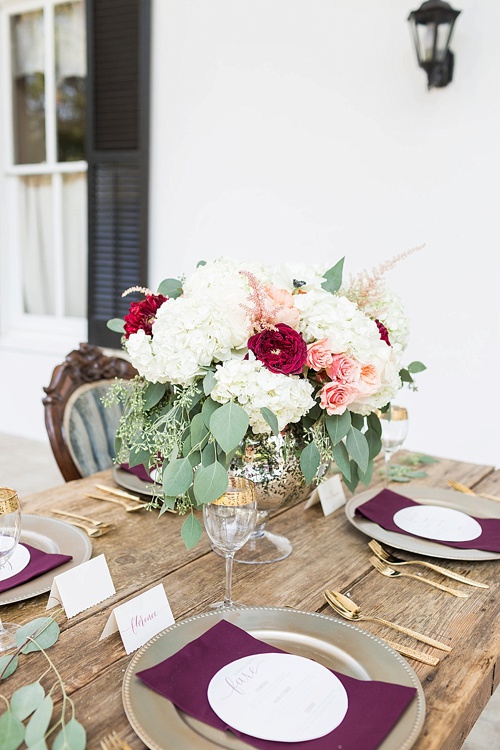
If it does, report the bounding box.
[408,1,461,89]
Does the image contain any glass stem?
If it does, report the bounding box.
[223,553,234,607]
[384,450,395,487]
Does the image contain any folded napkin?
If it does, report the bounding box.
[356,489,500,552]
[137,619,417,750]
[119,463,156,484]
[0,544,72,594]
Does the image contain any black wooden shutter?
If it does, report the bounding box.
[86,0,150,347]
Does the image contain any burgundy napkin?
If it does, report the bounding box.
[0,544,72,593]
[136,619,417,750]
[119,463,156,484]
[356,489,500,552]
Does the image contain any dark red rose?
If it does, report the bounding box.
[248,323,307,375]
[375,319,391,346]
[124,294,168,338]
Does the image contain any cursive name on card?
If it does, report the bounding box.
[100,584,174,654]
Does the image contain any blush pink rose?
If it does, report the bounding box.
[306,339,334,371]
[265,285,300,328]
[357,364,380,396]
[319,381,358,415]
[326,354,361,384]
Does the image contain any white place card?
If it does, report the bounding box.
[393,505,482,542]
[207,652,348,742]
[100,584,175,654]
[304,474,346,516]
[46,554,115,618]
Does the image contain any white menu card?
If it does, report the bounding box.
[207,652,348,742]
[393,505,482,542]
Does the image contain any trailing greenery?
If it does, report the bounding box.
[382,453,440,483]
[0,611,85,750]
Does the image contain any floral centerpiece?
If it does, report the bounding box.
[106,252,425,548]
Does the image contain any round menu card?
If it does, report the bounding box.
[393,505,482,542]
[207,652,348,742]
[0,543,31,580]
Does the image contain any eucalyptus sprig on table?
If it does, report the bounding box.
[0,611,86,750]
[382,453,440,483]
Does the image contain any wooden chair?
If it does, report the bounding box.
[43,342,136,481]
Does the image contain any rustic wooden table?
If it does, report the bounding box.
[2,454,499,750]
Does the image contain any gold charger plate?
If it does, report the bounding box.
[123,607,425,750]
[346,486,500,561]
[0,514,92,605]
[112,466,158,498]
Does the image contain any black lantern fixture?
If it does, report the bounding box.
[408,1,461,89]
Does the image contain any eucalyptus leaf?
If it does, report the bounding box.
[193,462,229,504]
[197,259,207,267]
[321,257,344,294]
[52,718,86,750]
[260,407,279,436]
[0,710,25,750]
[342,461,360,494]
[162,457,193,497]
[203,370,217,396]
[181,513,203,550]
[407,361,426,373]
[11,682,45,721]
[201,442,216,466]
[24,695,53,746]
[209,402,249,453]
[218,447,238,470]
[157,277,183,298]
[144,382,167,410]
[0,654,18,680]
[128,446,150,470]
[366,411,382,437]
[325,412,351,446]
[332,441,351,481]
[187,450,201,468]
[201,397,221,428]
[345,427,369,474]
[365,429,382,460]
[16,617,60,654]
[358,459,374,487]
[399,368,413,383]
[300,443,321,485]
[190,413,210,450]
[159,496,177,514]
[106,318,125,334]
[350,413,364,431]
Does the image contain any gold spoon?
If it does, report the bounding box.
[368,540,488,589]
[85,494,145,512]
[323,589,452,651]
[56,518,111,538]
[49,508,112,528]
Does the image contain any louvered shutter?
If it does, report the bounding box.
[86,0,150,347]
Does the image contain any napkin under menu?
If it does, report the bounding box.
[0,544,72,593]
[355,489,500,552]
[136,619,417,750]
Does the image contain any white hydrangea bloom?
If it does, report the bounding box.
[260,261,329,293]
[354,285,410,355]
[211,357,316,434]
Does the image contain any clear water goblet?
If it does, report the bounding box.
[203,476,257,609]
[0,488,22,651]
[378,406,409,487]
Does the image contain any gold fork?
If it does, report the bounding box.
[368,540,488,589]
[49,508,112,528]
[100,732,133,750]
[55,518,111,538]
[370,556,469,597]
[447,479,500,503]
[85,494,145,512]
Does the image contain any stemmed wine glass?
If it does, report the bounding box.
[378,406,409,487]
[203,476,257,609]
[0,488,22,651]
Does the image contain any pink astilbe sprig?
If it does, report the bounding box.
[240,270,282,333]
[344,244,424,309]
[122,285,154,297]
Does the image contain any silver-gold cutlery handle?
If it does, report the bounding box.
[365,615,452,651]
[403,571,469,597]
[412,560,488,589]
[385,639,440,666]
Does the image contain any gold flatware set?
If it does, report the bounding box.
[369,555,469,597]
[447,479,500,503]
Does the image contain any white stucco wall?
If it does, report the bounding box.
[1,0,498,471]
[147,0,500,468]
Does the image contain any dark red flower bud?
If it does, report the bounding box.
[124,294,168,338]
[375,319,391,346]
[248,323,307,375]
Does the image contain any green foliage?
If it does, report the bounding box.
[260,408,279,436]
[321,257,344,294]
[157,278,183,298]
[383,453,439,483]
[181,513,203,549]
[193,462,229,504]
[106,318,125,334]
[209,402,249,453]
[300,442,321,485]
[0,611,86,748]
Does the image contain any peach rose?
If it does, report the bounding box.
[265,285,300,328]
[319,381,358,415]
[326,354,361,384]
[357,364,380,396]
[306,338,334,371]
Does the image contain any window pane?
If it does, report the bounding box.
[63,173,87,316]
[11,11,46,164]
[19,175,55,314]
[55,2,87,162]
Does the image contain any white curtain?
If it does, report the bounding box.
[20,175,55,315]
[63,173,87,317]
[55,2,86,79]
[12,10,44,77]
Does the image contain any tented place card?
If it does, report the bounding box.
[100,584,175,654]
[304,474,346,516]
[207,652,348,742]
[47,554,115,618]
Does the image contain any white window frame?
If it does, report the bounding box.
[0,0,87,354]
